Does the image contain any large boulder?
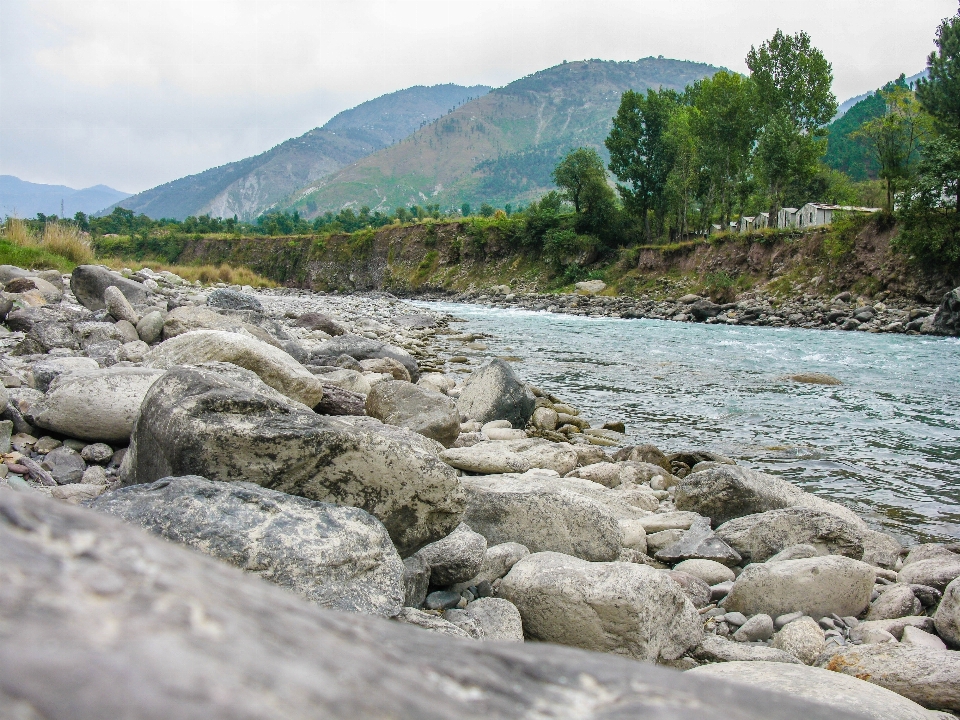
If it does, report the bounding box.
[87,476,403,616]
[932,286,960,336]
[770,616,824,664]
[0,490,864,720]
[455,359,536,428]
[460,473,624,562]
[655,516,742,566]
[413,523,487,586]
[500,552,703,662]
[30,356,99,392]
[692,635,802,665]
[934,577,960,648]
[723,555,875,619]
[898,555,960,592]
[821,643,960,712]
[444,597,524,641]
[70,265,150,310]
[691,661,940,720]
[207,288,263,313]
[365,381,460,447]
[310,335,420,382]
[26,367,165,443]
[715,508,866,564]
[674,465,865,528]
[119,363,463,556]
[144,329,325,408]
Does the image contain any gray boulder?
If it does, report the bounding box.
[73,320,128,349]
[451,542,530,591]
[455,359,535,428]
[104,285,140,324]
[866,584,921,621]
[445,598,524,641]
[770,616,824,664]
[673,559,735,585]
[674,465,865,527]
[310,335,420,382]
[691,661,940,720]
[314,384,367,416]
[715,508,866,563]
[135,310,164,344]
[460,472,623,562]
[402,554,430,608]
[934,577,960,648]
[655,516,742,565]
[26,367,165,443]
[119,363,463,556]
[821,643,960,712]
[207,288,263,313]
[144,330,325,408]
[30,356,99,392]
[932,286,960,336]
[723,555,875,619]
[21,321,79,353]
[293,312,346,336]
[500,551,703,662]
[392,607,476,639]
[0,489,879,720]
[88,476,403,616]
[70,265,150,310]
[41,446,86,484]
[898,555,960,592]
[365,381,460,447]
[440,444,532,474]
[414,523,487,586]
[692,635,802,664]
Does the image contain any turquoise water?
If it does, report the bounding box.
[418,302,960,544]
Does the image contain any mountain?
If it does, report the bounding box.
[107,84,490,221]
[283,57,721,216]
[825,70,928,181]
[0,176,130,218]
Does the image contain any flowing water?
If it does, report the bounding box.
[416,301,960,544]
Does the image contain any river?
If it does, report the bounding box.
[417,301,960,544]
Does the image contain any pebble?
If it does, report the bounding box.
[424,591,462,611]
[774,611,804,630]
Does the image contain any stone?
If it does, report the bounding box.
[446,598,524,641]
[932,286,960,336]
[424,590,462,611]
[500,552,703,662]
[119,363,463,556]
[673,559,735,585]
[49,483,106,504]
[821,643,960,712]
[81,466,108,485]
[312,368,371,396]
[145,330,324,408]
[0,482,867,720]
[674,465,865,528]
[314,384,367,416]
[859,530,904,569]
[460,473,623,562]
[647,529,685,555]
[614,444,673,473]
[532,406,558,431]
[866,584,921,620]
[934,577,960,648]
[455,359,535,428]
[0,419,12,454]
[21,321,79,353]
[439,444,531,474]
[723,556,875,619]
[417,373,454,396]
[774,611,805,629]
[766,544,823,562]
[715,508,866,563]
[119,339,150,363]
[663,570,712,608]
[41,446,86,484]
[358,357,411,382]
[34,436,62,454]
[160,306,280,347]
[903,543,958,567]
[850,616,937,642]
[135,310,164,344]
[401,554,430,608]
[365,381,460,447]
[414,523,487,586]
[310,335,420,382]
[898,556,960,592]
[32,356,100,394]
[70,265,150,310]
[103,285,140,324]
[733,613,775,642]
[89,476,403,616]
[771,616,824,664]
[901,625,947,650]
[391,607,474,639]
[574,279,606,295]
[500,438,578,475]
[207,288,263,313]
[788,373,842,385]
[692,636,802,665]
[293,312,346,336]
[74,321,128,349]
[655,516,742,566]
[26,367,165,443]
[451,542,530,591]
[690,299,721,320]
[569,462,621,487]
[638,511,700,534]
[690,661,939,720]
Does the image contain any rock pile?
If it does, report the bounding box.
[0,263,958,717]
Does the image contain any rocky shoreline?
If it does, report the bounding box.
[1,263,958,719]
[415,281,960,336]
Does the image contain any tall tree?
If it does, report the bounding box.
[747,30,837,223]
[606,88,681,240]
[552,147,617,238]
[663,104,700,239]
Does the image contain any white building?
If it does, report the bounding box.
[796,203,882,229]
[738,216,755,233]
[778,207,799,228]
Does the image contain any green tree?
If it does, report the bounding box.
[605,88,681,239]
[853,86,932,210]
[479,203,495,217]
[663,104,700,239]
[460,202,471,217]
[747,30,837,223]
[552,147,618,238]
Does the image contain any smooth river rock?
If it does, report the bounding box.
[87,476,404,616]
[413,523,487,586]
[715,507,866,563]
[934,577,960,648]
[70,264,150,310]
[365,380,460,447]
[310,335,420,382]
[119,363,463,556]
[500,551,703,662]
[455,358,536,428]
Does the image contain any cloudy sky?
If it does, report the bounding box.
[0,0,955,193]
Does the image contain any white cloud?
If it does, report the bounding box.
[1,0,955,192]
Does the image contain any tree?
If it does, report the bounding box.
[853,86,932,210]
[605,88,681,239]
[552,147,618,238]
[663,104,700,239]
[747,30,837,223]
[461,202,471,217]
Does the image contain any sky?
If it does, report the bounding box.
[0,0,956,194]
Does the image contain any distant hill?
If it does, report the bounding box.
[283,57,721,216]
[0,176,130,218]
[825,70,927,181]
[106,84,490,221]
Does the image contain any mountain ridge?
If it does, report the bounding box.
[0,175,130,218]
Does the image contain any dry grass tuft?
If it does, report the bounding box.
[102,258,275,288]
[1,218,94,265]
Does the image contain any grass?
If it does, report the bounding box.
[0,238,76,273]
[100,258,275,288]
[1,217,94,267]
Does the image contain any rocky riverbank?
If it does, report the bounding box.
[1,263,959,719]
[416,280,960,336]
